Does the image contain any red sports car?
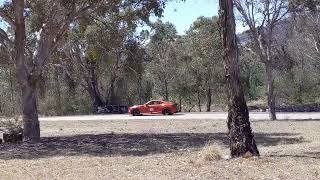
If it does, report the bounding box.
[128,100,178,116]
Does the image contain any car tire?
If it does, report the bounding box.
[162,108,171,115]
[132,109,141,116]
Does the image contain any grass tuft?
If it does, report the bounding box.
[197,142,222,162]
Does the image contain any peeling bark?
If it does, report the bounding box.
[266,63,277,120]
[219,0,259,157]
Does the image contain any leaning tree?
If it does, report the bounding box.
[219,0,259,157]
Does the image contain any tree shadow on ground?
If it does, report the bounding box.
[252,119,320,122]
[267,151,320,159]
[0,132,306,160]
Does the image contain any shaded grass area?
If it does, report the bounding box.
[268,154,320,159]
[252,119,320,122]
[0,132,307,160]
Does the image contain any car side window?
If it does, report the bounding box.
[147,101,160,105]
[147,101,155,105]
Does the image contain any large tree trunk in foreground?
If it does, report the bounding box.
[219,0,259,157]
[14,0,40,142]
[21,81,40,141]
[266,64,277,120]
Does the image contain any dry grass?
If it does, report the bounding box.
[0,118,319,179]
[197,142,222,163]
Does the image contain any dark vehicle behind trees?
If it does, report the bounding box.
[97,105,128,114]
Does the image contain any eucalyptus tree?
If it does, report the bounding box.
[234,0,289,120]
[290,0,320,56]
[219,0,259,157]
[146,20,178,101]
[0,0,102,141]
[122,39,148,105]
[277,1,320,103]
[170,36,197,111]
[185,16,223,112]
[0,0,167,141]
[63,1,167,111]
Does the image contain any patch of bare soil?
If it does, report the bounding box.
[0,118,319,179]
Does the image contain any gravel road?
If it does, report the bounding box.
[39,112,320,121]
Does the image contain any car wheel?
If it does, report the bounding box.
[162,108,171,115]
[132,109,141,116]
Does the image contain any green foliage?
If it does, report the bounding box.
[150,20,177,43]
[239,47,265,100]
[145,16,225,110]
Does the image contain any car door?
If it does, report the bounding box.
[148,101,162,113]
[146,101,155,113]
[139,104,149,114]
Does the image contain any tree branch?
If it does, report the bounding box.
[0,9,15,29]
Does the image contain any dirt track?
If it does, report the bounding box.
[39,112,320,121]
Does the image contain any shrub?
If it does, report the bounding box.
[0,116,23,143]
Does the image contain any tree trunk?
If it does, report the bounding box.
[197,89,201,112]
[54,68,62,115]
[219,0,259,157]
[21,81,40,141]
[206,87,212,112]
[9,68,15,113]
[107,52,120,105]
[64,61,76,110]
[264,23,277,121]
[266,64,277,120]
[14,0,40,142]
[87,61,104,112]
[107,76,116,104]
[164,79,169,101]
[179,94,182,112]
[87,83,104,112]
[138,76,142,104]
[297,82,303,104]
